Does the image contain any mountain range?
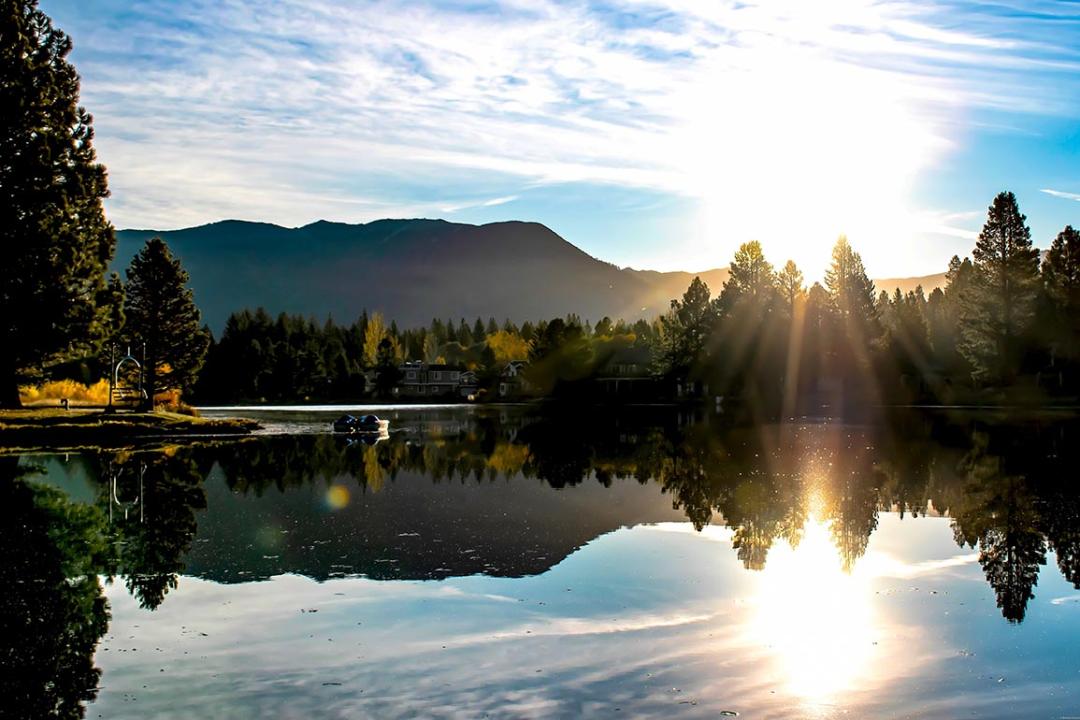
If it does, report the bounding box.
[115,219,944,332]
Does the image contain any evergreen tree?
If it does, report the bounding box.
[373,337,401,397]
[928,256,975,377]
[824,235,878,326]
[122,238,209,405]
[777,260,806,315]
[458,318,474,348]
[821,235,881,399]
[719,241,776,310]
[959,192,1041,383]
[429,317,445,346]
[883,287,931,380]
[1041,225,1080,371]
[1,0,116,406]
[1042,226,1080,309]
[657,276,718,378]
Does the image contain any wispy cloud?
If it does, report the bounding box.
[1041,188,1080,202]
[47,0,1080,253]
[440,195,520,213]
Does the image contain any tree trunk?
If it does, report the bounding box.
[1,367,22,409]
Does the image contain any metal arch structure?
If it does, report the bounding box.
[108,344,146,410]
[107,461,145,523]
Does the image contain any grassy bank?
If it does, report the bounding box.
[0,408,259,452]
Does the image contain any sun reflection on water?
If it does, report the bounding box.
[748,514,877,706]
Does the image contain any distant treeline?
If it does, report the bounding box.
[194,306,662,403]
[195,191,1079,410]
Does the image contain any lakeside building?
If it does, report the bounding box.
[498,361,531,399]
[396,361,472,398]
[394,360,531,400]
[591,345,656,399]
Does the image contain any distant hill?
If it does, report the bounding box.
[116,219,731,331]
[115,218,950,331]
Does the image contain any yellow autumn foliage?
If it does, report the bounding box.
[485,442,530,475]
[486,330,529,365]
[19,378,111,406]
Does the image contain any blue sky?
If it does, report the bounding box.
[44,0,1080,278]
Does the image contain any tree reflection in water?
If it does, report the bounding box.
[749,514,876,702]
[0,459,111,719]
[5,407,1080,715]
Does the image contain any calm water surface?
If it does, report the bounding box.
[5,405,1080,719]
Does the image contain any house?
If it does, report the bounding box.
[498,360,531,398]
[396,361,469,398]
[598,345,652,378]
[458,370,479,399]
[593,345,657,399]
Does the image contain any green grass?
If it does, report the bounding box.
[0,408,259,452]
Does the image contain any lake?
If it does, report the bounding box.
[6,404,1080,719]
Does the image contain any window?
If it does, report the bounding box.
[407,371,416,380]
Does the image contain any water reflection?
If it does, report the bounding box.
[750,515,875,703]
[7,406,1080,716]
[16,408,1080,619]
[0,459,111,719]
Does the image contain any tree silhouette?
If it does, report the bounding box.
[823,236,881,405]
[0,0,117,407]
[656,276,718,381]
[1041,225,1080,388]
[0,468,112,718]
[123,238,210,404]
[776,259,806,315]
[825,236,878,329]
[719,241,777,310]
[109,452,207,609]
[960,191,1041,383]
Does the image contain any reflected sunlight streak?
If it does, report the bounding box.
[748,515,877,704]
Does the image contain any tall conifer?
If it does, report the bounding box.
[959,192,1040,382]
[0,0,116,406]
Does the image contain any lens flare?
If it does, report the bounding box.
[325,484,350,511]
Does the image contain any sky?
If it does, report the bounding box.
[43,0,1080,279]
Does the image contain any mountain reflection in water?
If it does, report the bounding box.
[4,405,1080,718]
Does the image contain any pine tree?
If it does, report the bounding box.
[777,260,806,315]
[824,236,878,326]
[1041,225,1080,371]
[719,241,776,311]
[657,276,718,378]
[1,0,117,406]
[373,337,401,396]
[959,192,1040,383]
[122,238,210,406]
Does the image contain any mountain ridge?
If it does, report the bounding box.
[114,218,946,332]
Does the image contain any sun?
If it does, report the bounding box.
[667,28,949,279]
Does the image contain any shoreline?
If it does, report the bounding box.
[0,408,260,453]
